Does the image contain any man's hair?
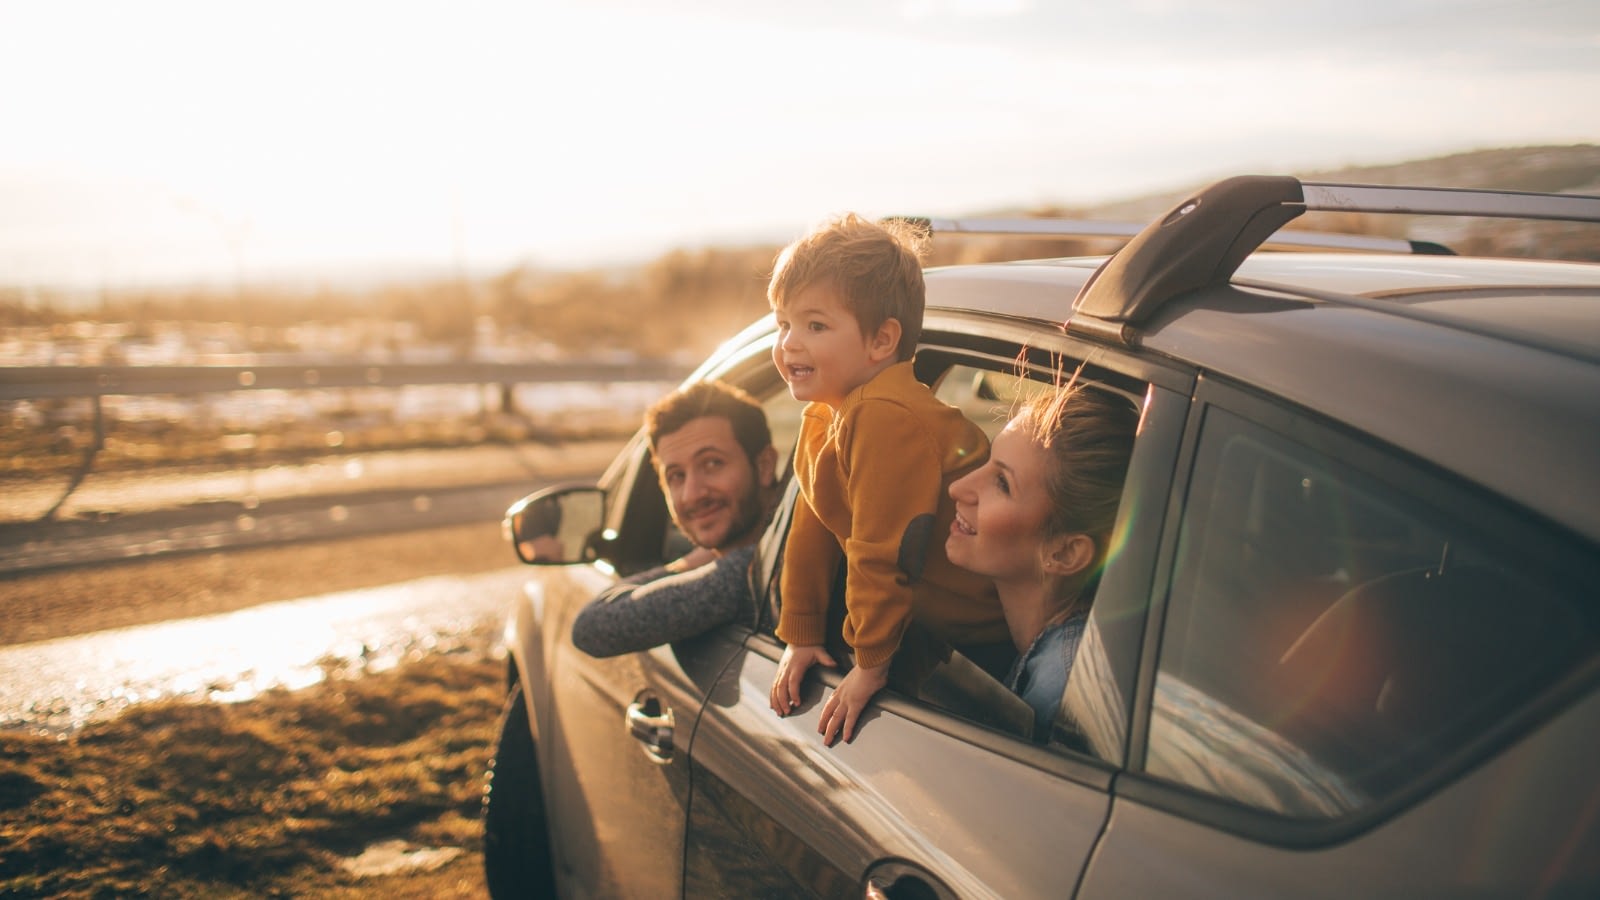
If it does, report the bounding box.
[767,213,927,362]
[645,380,771,463]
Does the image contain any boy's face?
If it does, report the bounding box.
[772,281,899,408]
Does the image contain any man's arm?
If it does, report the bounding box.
[571,544,757,658]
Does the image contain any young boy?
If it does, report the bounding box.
[765,213,1007,746]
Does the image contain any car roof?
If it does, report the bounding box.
[930,252,1600,351]
[924,249,1600,547]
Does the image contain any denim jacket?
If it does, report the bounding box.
[1005,612,1088,738]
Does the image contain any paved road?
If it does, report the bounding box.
[0,440,624,574]
[0,482,533,574]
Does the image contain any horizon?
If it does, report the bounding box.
[3,0,1597,294]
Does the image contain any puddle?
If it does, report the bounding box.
[339,839,465,878]
[0,567,532,735]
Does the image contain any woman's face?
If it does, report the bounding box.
[946,416,1056,585]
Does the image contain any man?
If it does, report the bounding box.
[570,381,781,657]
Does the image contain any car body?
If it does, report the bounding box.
[483,176,1600,898]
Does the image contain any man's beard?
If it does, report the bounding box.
[678,477,764,551]
[719,477,766,548]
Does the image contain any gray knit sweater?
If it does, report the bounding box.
[570,544,757,658]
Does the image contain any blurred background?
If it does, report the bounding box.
[1,4,1596,894]
[4,0,1597,483]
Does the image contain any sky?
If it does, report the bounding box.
[1,0,1597,292]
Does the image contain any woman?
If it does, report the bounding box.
[945,384,1139,737]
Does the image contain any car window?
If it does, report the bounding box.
[933,363,1052,440]
[656,377,806,563]
[761,386,806,479]
[754,353,1154,749]
[1145,406,1599,819]
[911,365,1146,749]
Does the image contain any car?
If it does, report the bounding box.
[483,175,1600,899]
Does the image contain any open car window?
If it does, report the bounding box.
[933,364,1053,439]
[756,354,1150,751]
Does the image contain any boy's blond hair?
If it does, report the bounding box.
[767,213,927,362]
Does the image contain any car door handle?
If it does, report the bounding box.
[626,696,675,764]
[864,860,957,900]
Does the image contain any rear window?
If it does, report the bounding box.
[1145,406,1598,818]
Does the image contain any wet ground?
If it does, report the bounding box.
[0,565,530,735]
[0,439,621,734]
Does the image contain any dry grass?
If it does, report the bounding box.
[0,651,506,898]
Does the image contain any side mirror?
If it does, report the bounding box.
[503,484,607,565]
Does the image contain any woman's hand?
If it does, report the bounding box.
[770,644,836,715]
[819,662,888,746]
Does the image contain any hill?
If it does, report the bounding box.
[4,144,1595,363]
[1086,144,1600,217]
[1080,144,1600,261]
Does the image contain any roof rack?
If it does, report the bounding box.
[899,215,1451,256]
[1068,176,1600,341]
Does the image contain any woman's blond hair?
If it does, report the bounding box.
[1014,368,1139,612]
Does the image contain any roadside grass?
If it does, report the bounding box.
[0,651,507,898]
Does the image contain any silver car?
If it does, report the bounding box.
[485,176,1600,898]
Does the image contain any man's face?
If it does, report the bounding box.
[654,415,772,550]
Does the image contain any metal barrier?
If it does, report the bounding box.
[0,360,688,401]
[2,360,690,520]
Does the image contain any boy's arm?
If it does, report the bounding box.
[774,494,841,648]
[770,491,845,715]
[837,401,956,669]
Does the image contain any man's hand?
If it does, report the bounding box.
[666,544,719,573]
[770,644,836,715]
[819,662,889,746]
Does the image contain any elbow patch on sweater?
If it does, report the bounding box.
[897,514,935,581]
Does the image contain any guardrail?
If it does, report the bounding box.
[0,360,689,402]
[2,359,691,520]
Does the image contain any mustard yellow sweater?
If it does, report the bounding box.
[775,361,1007,668]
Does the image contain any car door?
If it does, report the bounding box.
[1077,379,1600,897]
[678,350,1193,898]
[535,335,806,898]
[529,430,714,899]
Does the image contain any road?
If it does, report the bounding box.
[0,440,624,733]
[0,439,625,574]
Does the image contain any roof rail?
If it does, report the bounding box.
[898,215,1450,255]
[1070,176,1600,332]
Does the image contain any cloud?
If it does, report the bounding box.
[898,0,1033,20]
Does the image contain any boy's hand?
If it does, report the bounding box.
[819,662,889,747]
[770,644,836,715]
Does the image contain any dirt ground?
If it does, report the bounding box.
[0,521,516,646]
[1,522,526,897]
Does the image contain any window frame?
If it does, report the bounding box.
[598,332,799,575]
[745,322,1186,762]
